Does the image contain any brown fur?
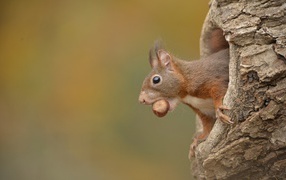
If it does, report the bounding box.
[139,47,230,157]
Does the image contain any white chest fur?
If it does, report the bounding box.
[181,95,215,117]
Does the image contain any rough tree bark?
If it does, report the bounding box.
[192,0,286,179]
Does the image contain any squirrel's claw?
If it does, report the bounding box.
[189,140,197,159]
[188,135,207,159]
[216,106,233,124]
[189,137,201,159]
[218,105,230,111]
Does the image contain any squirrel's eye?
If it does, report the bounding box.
[152,76,161,84]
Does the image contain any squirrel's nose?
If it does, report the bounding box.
[138,96,146,104]
[138,91,146,104]
[139,98,146,104]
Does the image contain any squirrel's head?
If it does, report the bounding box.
[138,43,184,111]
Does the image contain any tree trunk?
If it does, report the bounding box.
[192,0,286,179]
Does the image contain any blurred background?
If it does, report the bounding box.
[0,1,208,180]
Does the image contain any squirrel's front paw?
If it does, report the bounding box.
[188,137,205,159]
[188,139,197,159]
[216,105,233,124]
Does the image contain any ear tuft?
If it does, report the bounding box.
[149,39,164,68]
[149,48,158,68]
[154,39,164,59]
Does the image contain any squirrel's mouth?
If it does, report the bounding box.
[138,91,161,105]
[139,98,155,105]
[139,91,180,112]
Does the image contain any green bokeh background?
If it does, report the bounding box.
[0,1,208,180]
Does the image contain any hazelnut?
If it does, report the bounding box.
[152,99,169,117]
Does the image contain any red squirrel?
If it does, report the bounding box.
[138,41,231,157]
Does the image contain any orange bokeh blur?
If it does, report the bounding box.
[0,1,208,180]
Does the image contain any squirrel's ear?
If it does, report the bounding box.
[149,48,159,68]
[157,50,173,71]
